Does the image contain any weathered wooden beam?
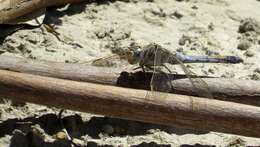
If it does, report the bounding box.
[0,0,86,23]
[0,69,260,137]
[0,55,259,106]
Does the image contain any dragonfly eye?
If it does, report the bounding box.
[124,48,140,64]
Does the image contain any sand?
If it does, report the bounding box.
[1,0,260,146]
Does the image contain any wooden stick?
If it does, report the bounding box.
[0,0,86,23]
[0,55,260,106]
[0,69,260,137]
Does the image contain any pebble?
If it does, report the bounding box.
[254,68,260,74]
[54,131,68,140]
[244,50,254,57]
[208,68,215,74]
[221,72,235,78]
[237,40,251,50]
[72,138,84,146]
[208,22,215,31]
[250,73,260,80]
[238,18,260,34]
[178,35,191,46]
[170,11,184,19]
[176,47,184,52]
[191,5,198,10]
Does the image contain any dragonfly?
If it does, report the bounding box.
[89,43,243,100]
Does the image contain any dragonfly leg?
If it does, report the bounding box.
[57,109,74,144]
[145,65,164,73]
[146,65,173,74]
[133,66,147,73]
[145,65,154,71]
[163,64,172,73]
[145,65,155,92]
[146,66,173,91]
[141,66,146,74]
[164,70,174,90]
[133,66,147,74]
[133,66,141,70]
[41,24,61,41]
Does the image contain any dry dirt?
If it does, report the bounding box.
[1,0,260,146]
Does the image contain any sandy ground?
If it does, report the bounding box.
[1,0,260,146]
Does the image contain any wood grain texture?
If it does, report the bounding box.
[0,55,260,106]
[0,69,260,137]
[0,0,86,23]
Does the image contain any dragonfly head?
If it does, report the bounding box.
[125,46,142,65]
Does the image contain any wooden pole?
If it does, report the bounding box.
[0,55,260,106]
[0,0,86,23]
[0,69,260,137]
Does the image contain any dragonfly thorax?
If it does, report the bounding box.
[138,43,178,67]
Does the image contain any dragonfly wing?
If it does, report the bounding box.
[173,56,213,99]
[145,46,172,102]
[81,54,125,67]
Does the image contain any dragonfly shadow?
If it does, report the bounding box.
[44,0,124,26]
[131,142,171,147]
[116,70,212,95]
[132,143,216,147]
[44,3,87,26]
[0,0,122,39]
[0,24,37,40]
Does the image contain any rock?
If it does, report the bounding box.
[244,50,254,57]
[54,131,68,140]
[178,35,191,46]
[176,47,184,52]
[237,40,251,50]
[208,68,215,74]
[250,73,260,80]
[238,18,260,34]
[169,11,184,19]
[221,72,235,78]
[191,5,198,10]
[254,68,260,74]
[208,22,215,31]
[72,138,84,146]
[226,137,246,147]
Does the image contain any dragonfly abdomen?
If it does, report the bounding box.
[172,52,243,64]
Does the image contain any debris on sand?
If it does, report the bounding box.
[239,18,260,34]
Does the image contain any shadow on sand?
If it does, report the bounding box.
[0,113,209,147]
